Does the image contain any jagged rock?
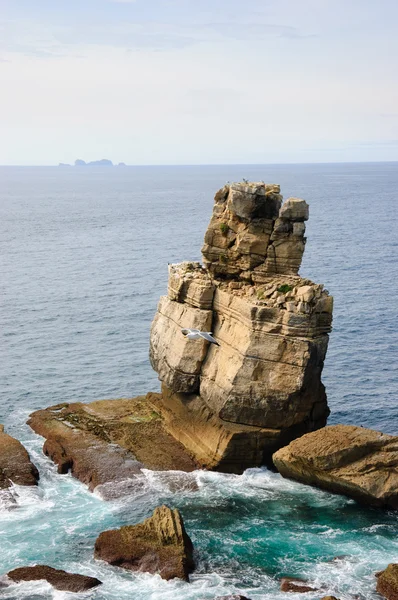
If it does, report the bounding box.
[0,427,39,488]
[7,565,101,592]
[273,425,398,508]
[168,262,215,309]
[376,564,398,600]
[28,398,198,491]
[147,181,333,472]
[280,577,318,592]
[201,183,308,280]
[94,505,194,581]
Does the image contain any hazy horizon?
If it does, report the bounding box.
[1,159,398,167]
[1,0,397,165]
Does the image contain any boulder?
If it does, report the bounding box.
[94,505,194,581]
[280,577,318,592]
[28,397,198,492]
[273,425,398,508]
[376,564,398,600]
[0,427,39,488]
[279,197,309,221]
[7,565,101,592]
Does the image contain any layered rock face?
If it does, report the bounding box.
[94,505,194,581]
[273,425,398,508]
[150,182,333,471]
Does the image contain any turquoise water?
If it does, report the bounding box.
[1,164,398,598]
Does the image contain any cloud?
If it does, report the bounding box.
[0,5,314,59]
[203,22,315,40]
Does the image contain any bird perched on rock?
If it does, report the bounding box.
[181,328,220,346]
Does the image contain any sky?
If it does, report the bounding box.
[0,0,397,165]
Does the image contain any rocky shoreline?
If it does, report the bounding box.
[2,181,397,597]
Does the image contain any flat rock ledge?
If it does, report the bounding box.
[28,397,198,491]
[376,564,398,600]
[6,565,101,592]
[0,425,39,489]
[94,505,194,581]
[273,425,398,508]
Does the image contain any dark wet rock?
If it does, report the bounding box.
[376,564,398,600]
[215,596,252,600]
[0,426,39,489]
[280,577,318,592]
[28,397,198,492]
[94,505,194,581]
[7,565,102,592]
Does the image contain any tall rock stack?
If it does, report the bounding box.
[148,182,333,473]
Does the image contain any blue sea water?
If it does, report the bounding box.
[0,163,397,599]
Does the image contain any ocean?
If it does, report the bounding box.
[1,163,397,599]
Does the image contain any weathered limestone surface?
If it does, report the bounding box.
[148,386,323,472]
[7,566,101,592]
[148,182,333,470]
[28,398,198,491]
[150,294,213,393]
[273,425,398,508]
[201,183,308,280]
[94,505,194,581]
[0,426,39,489]
[376,564,398,600]
[199,282,331,428]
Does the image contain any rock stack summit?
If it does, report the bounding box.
[149,182,333,472]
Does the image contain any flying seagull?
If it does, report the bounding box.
[181,328,220,346]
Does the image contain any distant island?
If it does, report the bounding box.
[58,160,127,167]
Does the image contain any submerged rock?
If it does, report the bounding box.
[376,564,398,600]
[215,596,252,600]
[28,397,198,492]
[273,425,398,508]
[280,577,318,592]
[94,505,194,581]
[7,565,101,592]
[0,426,39,488]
